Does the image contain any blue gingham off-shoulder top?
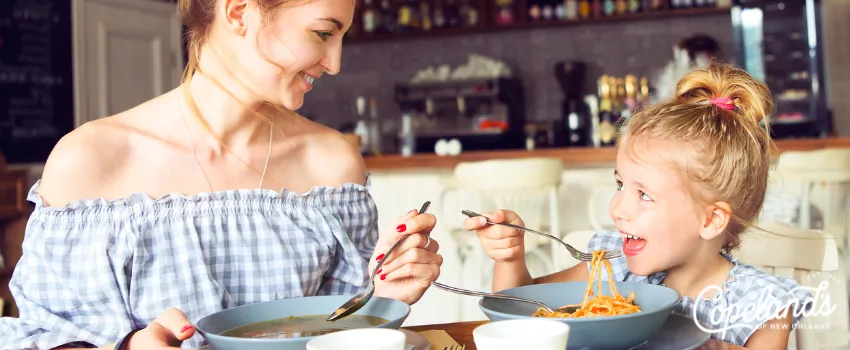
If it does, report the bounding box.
[0,179,379,349]
[587,230,815,346]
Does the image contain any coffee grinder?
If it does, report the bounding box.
[554,61,592,147]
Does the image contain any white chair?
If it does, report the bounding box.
[736,221,850,350]
[773,148,850,249]
[439,157,564,320]
[587,184,617,231]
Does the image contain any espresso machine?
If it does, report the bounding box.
[393,77,526,153]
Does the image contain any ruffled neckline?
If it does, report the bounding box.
[655,253,741,306]
[28,174,372,211]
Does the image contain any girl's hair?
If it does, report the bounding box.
[618,62,775,253]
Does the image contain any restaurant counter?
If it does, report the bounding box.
[364,137,850,171]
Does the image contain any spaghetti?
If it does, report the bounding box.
[532,250,641,318]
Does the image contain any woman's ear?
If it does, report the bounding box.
[699,201,732,241]
[222,0,250,36]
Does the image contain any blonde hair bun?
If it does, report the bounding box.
[675,62,774,128]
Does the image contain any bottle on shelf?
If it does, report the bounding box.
[584,94,601,148]
[379,0,396,33]
[639,76,650,104]
[354,97,370,155]
[555,2,566,19]
[603,0,616,16]
[565,0,578,19]
[368,97,383,156]
[494,0,516,24]
[397,0,414,32]
[564,99,592,147]
[433,0,447,27]
[579,0,592,18]
[529,3,541,20]
[445,0,461,27]
[459,0,479,26]
[628,0,641,13]
[399,112,416,157]
[593,0,603,17]
[616,0,628,14]
[597,76,617,147]
[542,2,554,20]
[361,0,379,34]
[420,0,432,31]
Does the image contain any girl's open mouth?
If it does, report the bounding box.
[623,233,646,256]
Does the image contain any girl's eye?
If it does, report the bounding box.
[640,191,654,201]
[316,31,333,41]
[615,181,624,191]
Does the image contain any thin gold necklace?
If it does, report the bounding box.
[177,91,272,192]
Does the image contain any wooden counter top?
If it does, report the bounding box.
[364,137,850,171]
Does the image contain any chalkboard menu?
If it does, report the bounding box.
[0,0,73,164]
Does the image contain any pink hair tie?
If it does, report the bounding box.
[710,97,737,111]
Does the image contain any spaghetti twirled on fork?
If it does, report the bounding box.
[532,250,641,318]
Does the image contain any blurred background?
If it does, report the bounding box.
[1,1,850,347]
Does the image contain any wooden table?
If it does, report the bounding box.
[405,321,747,350]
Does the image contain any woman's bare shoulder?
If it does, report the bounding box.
[38,117,134,207]
[298,118,367,187]
[38,92,178,206]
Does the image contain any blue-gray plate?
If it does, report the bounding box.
[196,295,410,350]
[479,282,680,349]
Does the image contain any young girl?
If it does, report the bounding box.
[465,63,813,348]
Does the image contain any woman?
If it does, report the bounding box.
[0,0,443,349]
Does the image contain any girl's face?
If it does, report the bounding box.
[231,0,354,110]
[609,138,706,276]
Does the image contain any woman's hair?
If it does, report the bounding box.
[618,62,775,253]
[177,0,296,154]
[179,0,290,84]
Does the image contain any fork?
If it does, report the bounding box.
[444,345,465,350]
[462,210,622,261]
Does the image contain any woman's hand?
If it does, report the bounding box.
[124,308,196,349]
[464,210,526,263]
[371,209,442,305]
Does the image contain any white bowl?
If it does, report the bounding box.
[306,328,406,350]
[473,319,570,350]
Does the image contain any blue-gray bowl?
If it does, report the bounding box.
[196,295,410,350]
[479,282,680,349]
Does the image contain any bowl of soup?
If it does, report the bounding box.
[196,295,410,350]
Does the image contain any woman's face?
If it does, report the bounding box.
[232,0,354,110]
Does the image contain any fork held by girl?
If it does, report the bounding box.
[465,62,815,349]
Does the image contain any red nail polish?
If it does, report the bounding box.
[181,325,193,333]
[376,254,384,261]
[396,224,406,232]
[376,269,382,275]
[380,274,387,281]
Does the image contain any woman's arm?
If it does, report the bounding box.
[0,199,134,349]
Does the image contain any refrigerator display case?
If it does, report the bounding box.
[730,0,831,138]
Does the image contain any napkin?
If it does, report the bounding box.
[418,330,459,350]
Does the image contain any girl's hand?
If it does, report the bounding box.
[371,209,442,305]
[464,210,526,263]
[124,308,196,349]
